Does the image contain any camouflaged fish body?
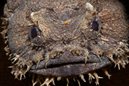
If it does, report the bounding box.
[3,0,129,85]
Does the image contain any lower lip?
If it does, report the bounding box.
[30,57,111,77]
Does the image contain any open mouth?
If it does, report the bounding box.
[30,53,111,77]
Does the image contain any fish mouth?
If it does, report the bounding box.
[30,54,111,77]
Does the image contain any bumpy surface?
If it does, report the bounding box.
[4,0,129,86]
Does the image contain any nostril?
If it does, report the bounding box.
[63,38,71,44]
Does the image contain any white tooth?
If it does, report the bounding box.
[66,78,69,86]
[4,46,9,52]
[4,36,8,39]
[40,78,49,86]
[114,60,121,70]
[80,74,86,82]
[41,78,54,86]
[32,81,38,86]
[93,73,103,85]
[104,70,111,79]
[52,79,55,85]
[9,54,12,57]
[121,60,126,68]
[32,75,38,86]
[77,80,81,86]
[25,65,32,73]
[49,78,54,86]
[88,73,95,83]
[57,77,62,81]
[11,57,19,63]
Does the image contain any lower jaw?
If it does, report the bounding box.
[30,57,111,77]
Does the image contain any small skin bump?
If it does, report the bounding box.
[85,2,94,12]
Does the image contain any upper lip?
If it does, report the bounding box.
[30,53,111,77]
[31,54,102,70]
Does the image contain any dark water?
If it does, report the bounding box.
[0,0,129,86]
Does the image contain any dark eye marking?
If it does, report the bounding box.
[28,26,45,47]
[91,17,100,31]
[31,27,38,38]
[28,26,41,40]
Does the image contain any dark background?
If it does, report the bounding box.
[0,0,129,86]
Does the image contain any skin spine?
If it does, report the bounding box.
[2,0,129,86]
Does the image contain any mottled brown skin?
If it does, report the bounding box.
[4,0,129,85]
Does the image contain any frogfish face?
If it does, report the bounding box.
[4,0,129,85]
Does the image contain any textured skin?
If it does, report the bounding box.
[4,0,129,85]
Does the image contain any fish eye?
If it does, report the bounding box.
[31,27,38,38]
[91,17,100,31]
[28,26,41,40]
[28,26,44,47]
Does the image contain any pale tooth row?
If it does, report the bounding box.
[40,78,54,86]
[32,70,112,86]
[11,69,26,80]
[8,42,129,85]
